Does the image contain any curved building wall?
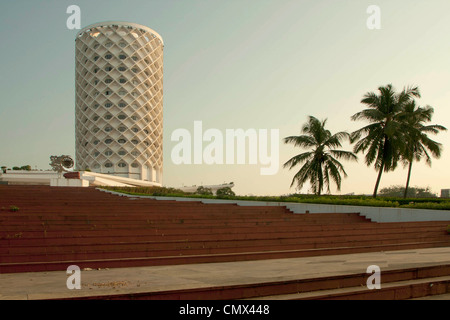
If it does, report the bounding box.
[75,22,163,184]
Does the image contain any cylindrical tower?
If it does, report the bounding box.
[75,22,163,184]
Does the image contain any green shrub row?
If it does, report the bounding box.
[400,202,450,210]
[101,186,450,210]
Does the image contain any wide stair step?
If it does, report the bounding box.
[53,264,450,300]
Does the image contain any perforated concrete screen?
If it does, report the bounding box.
[75,22,163,184]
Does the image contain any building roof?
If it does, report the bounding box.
[76,21,164,45]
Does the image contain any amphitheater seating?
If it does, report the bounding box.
[1,185,449,275]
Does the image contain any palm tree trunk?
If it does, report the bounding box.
[373,161,384,198]
[373,136,389,198]
[317,166,323,196]
[316,180,322,196]
[403,161,413,199]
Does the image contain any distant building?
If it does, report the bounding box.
[441,189,450,198]
[75,21,164,185]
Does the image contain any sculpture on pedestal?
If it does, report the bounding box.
[49,155,74,177]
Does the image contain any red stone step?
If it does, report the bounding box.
[2,231,447,257]
[2,237,449,266]
[1,222,447,242]
[3,243,449,279]
[2,226,445,248]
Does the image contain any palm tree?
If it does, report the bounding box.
[284,116,357,195]
[399,101,447,198]
[350,84,421,197]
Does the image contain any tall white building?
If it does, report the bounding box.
[75,22,163,184]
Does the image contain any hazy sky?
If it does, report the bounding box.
[1,0,449,196]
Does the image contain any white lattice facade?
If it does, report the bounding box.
[75,22,163,184]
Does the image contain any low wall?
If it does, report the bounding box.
[50,178,89,187]
[98,189,450,223]
[0,171,163,188]
[282,203,450,223]
[0,171,58,185]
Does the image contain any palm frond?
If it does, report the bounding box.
[351,109,385,122]
[283,152,313,170]
[283,135,316,148]
[329,150,358,161]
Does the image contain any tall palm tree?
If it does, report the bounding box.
[350,84,421,197]
[284,116,357,195]
[399,101,447,198]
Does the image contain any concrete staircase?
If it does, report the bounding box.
[1,185,449,277]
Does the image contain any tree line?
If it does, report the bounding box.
[1,165,32,173]
[284,84,447,198]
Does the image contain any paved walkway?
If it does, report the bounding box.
[1,247,450,300]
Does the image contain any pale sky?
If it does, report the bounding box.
[1,0,449,196]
